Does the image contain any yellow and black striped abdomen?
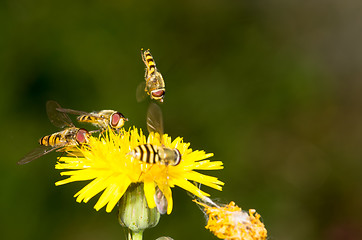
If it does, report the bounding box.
[39,133,62,147]
[134,144,160,164]
[77,115,98,123]
[144,51,156,76]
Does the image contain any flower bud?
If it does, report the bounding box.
[118,183,160,232]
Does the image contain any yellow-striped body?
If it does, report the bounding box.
[76,110,127,131]
[143,50,157,77]
[131,144,181,166]
[39,127,89,147]
[77,115,98,123]
[39,132,65,147]
[141,49,166,102]
[18,100,91,165]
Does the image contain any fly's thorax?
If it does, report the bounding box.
[158,147,181,166]
[96,110,127,130]
[146,72,165,102]
[63,127,80,144]
[146,72,165,90]
[62,127,90,145]
[98,110,115,117]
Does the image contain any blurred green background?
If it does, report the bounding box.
[1,0,362,239]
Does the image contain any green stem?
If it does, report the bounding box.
[129,230,143,240]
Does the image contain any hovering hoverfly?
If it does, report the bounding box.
[55,106,128,132]
[136,49,166,103]
[18,101,91,165]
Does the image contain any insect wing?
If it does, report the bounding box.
[17,145,59,165]
[46,100,74,128]
[55,107,90,117]
[146,102,164,135]
[136,81,147,102]
[154,186,168,215]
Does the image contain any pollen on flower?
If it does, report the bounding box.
[55,127,224,214]
[195,199,267,240]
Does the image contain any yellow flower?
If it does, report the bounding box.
[195,199,267,240]
[55,127,224,214]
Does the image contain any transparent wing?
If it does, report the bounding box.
[147,102,164,135]
[136,81,147,102]
[17,145,59,165]
[55,107,89,117]
[154,186,168,215]
[46,100,74,128]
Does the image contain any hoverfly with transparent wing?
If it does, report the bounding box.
[55,105,128,132]
[129,102,181,214]
[136,49,166,103]
[17,101,91,165]
[130,102,180,167]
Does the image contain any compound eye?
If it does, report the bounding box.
[151,90,165,101]
[76,129,89,144]
[111,112,126,128]
[111,113,121,127]
[173,149,181,166]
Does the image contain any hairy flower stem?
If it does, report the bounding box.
[118,183,160,240]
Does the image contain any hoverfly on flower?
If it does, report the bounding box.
[129,102,181,214]
[136,49,166,103]
[130,102,180,167]
[18,100,91,165]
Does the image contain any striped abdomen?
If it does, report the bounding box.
[133,144,160,164]
[131,144,181,166]
[77,115,99,123]
[143,50,157,76]
[39,133,63,147]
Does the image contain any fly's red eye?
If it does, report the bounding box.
[76,129,88,144]
[152,90,165,98]
[111,113,121,127]
[151,90,165,98]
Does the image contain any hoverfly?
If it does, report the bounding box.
[130,102,181,167]
[136,49,166,103]
[55,106,128,132]
[129,102,180,214]
[18,101,91,165]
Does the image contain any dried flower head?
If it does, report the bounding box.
[195,199,267,240]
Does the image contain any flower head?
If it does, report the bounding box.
[55,127,224,214]
[195,199,267,240]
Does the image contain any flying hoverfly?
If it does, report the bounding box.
[55,106,128,132]
[129,103,180,214]
[136,49,166,103]
[18,101,91,165]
